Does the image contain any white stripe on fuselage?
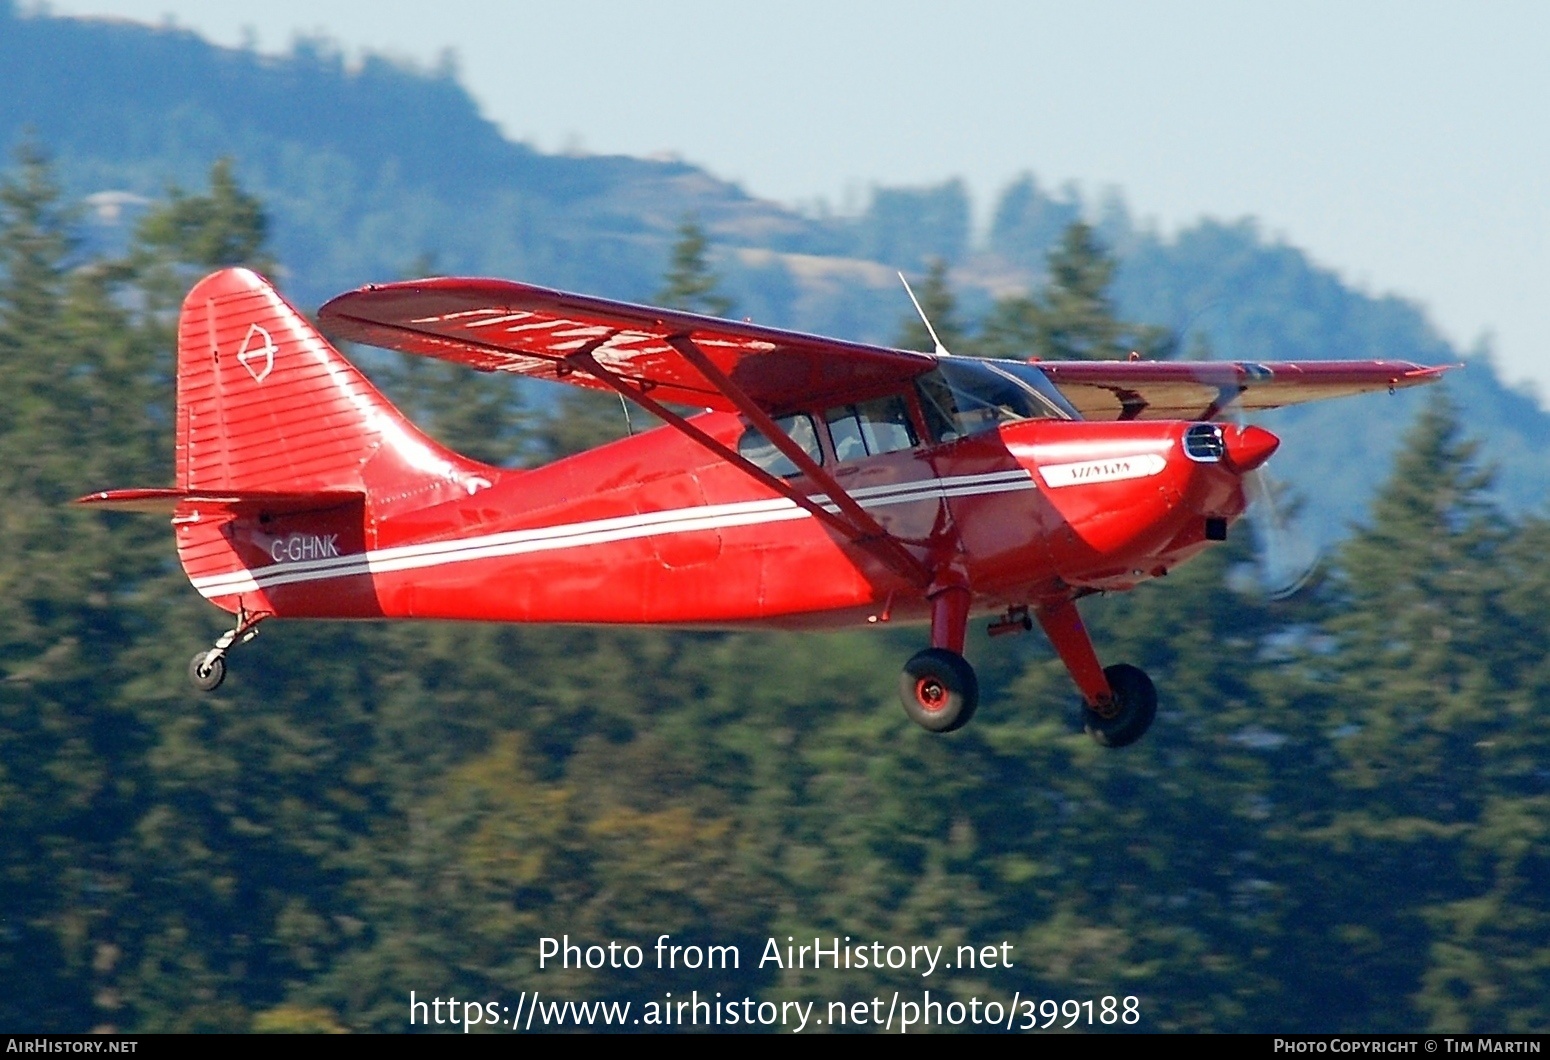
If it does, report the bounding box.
[187,469,1036,599]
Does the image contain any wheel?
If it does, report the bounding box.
[899,648,979,733]
[1082,663,1156,748]
[189,650,226,693]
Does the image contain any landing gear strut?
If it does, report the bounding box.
[1037,598,1157,748]
[188,609,267,693]
[898,582,979,733]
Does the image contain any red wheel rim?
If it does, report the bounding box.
[914,676,949,712]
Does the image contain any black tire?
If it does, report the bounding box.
[189,651,226,693]
[899,648,979,733]
[1083,663,1156,748]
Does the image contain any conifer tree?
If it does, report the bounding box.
[134,156,273,274]
[0,138,89,1030]
[979,221,1173,361]
[656,216,732,317]
[0,140,73,449]
[1295,394,1525,1029]
[0,141,177,1031]
[1039,221,1124,359]
[1332,392,1501,726]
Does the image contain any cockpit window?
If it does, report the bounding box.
[914,358,1072,442]
[825,395,918,461]
[981,361,1082,420]
[737,413,823,478]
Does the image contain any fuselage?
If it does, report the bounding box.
[179,399,1265,632]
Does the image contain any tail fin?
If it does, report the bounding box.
[177,268,496,511]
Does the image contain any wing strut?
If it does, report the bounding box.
[567,340,931,588]
[663,334,932,585]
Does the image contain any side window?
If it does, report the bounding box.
[823,395,920,462]
[737,413,823,478]
[855,395,918,454]
[825,406,868,461]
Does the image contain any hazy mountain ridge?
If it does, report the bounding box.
[2,1,1543,542]
[0,2,838,297]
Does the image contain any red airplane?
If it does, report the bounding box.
[78,268,1447,746]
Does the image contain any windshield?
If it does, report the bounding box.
[981,361,1082,420]
[914,358,1074,442]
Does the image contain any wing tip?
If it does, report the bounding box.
[1402,363,1462,384]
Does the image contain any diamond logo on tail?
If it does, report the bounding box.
[235,323,276,383]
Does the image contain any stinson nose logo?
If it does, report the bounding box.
[235,323,277,383]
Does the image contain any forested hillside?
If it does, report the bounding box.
[3,145,1549,1034]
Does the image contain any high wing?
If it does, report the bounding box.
[318,277,934,415]
[1033,359,1453,422]
[319,277,1449,423]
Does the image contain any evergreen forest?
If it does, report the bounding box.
[4,146,1549,1035]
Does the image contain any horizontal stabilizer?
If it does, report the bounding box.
[75,488,363,516]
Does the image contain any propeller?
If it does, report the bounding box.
[1170,312,1322,599]
[1223,415,1321,599]
[1241,459,1321,599]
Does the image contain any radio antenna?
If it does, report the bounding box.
[898,271,951,357]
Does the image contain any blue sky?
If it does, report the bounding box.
[42,1,1550,401]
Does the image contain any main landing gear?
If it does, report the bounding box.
[894,592,1157,748]
[898,583,979,732]
[1035,598,1156,748]
[188,609,267,693]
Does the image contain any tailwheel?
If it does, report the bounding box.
[1082,663,1157,748]
[187,609,267,693]
[899,648,979,733]
[188,650,226,693]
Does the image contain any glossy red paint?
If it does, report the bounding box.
[164,409,1254,629]
[78,268,1449,736]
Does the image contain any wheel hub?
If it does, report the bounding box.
[915,677,948,711]
[1090,692,1123,720]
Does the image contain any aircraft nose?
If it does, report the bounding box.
[1221,424,1280,473]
